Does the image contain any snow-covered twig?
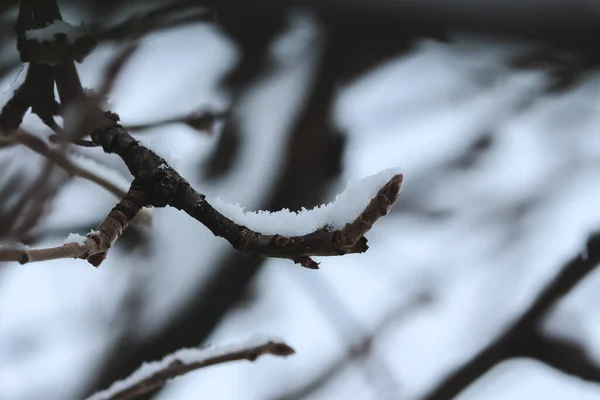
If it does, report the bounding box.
[1,113,402,267]
[2,0,403,268]
[91,110,402,268]
[0,183,146,266]
[86,337,295,400]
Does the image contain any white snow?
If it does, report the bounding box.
[210,168,402,236]
[25,20,89,43]
[0,242,30,250]
[64,233,87,246]
[63,230,99,246]
[86,335,285,400]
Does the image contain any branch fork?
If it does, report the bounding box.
[0,1,404,269]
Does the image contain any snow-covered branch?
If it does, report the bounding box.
[88,111,403,267]
[0,183,146,266]
[1,0,403,269]
[86,337,295,400]
[25,20,89,43]
[23,20,96,65]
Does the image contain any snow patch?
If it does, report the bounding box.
[25,20,89,44]
[210,168,402,236]
[64,233,87,246]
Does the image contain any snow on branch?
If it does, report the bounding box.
[23,20,96,65]
[211,168,402,236]
[1,0,403,268]
[0,183,145,266]
[86,337,295,400]
[0,112,403,268]
[25,20,89,43]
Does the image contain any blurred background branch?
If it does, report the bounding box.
[2,1,600,400]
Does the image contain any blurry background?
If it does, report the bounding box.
[2,0,600,399]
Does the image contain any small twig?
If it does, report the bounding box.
[177,170,403,269]
[273,288,432,400]
[86,338,295,400]
[124,110,229,134]
[1,111,402,267]
[97,2,215,42]
[3,128,152,225]
[11,129,125,198]
[0,183,145,266]
[64,137,99,147]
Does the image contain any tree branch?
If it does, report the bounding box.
[124,109,229,135]
[421,231,600,400]
[273,291,432,400]
[0,115,401,267]
[88,110,402,268]
[7,129,124,198]
[0,183,145,266]
[3,0,402,269]
[0,129,152,224]
[519,330,600,383]
[86,339,295,400]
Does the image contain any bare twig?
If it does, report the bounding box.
[1,129,152,225]
[124,109,229,134]
[9,129,125,198]
[0,157,68,240]
[273,291,433,400]
[87,339,295,400]
[97,2,215,42]
[519,330,600,383]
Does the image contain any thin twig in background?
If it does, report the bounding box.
[124,109,229,134]
[86,338,295,400]
[96,1,215,42]
[7,129,125,198]
[273,289,433,400]
[422,231,600,400]
[1,129,153,224]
